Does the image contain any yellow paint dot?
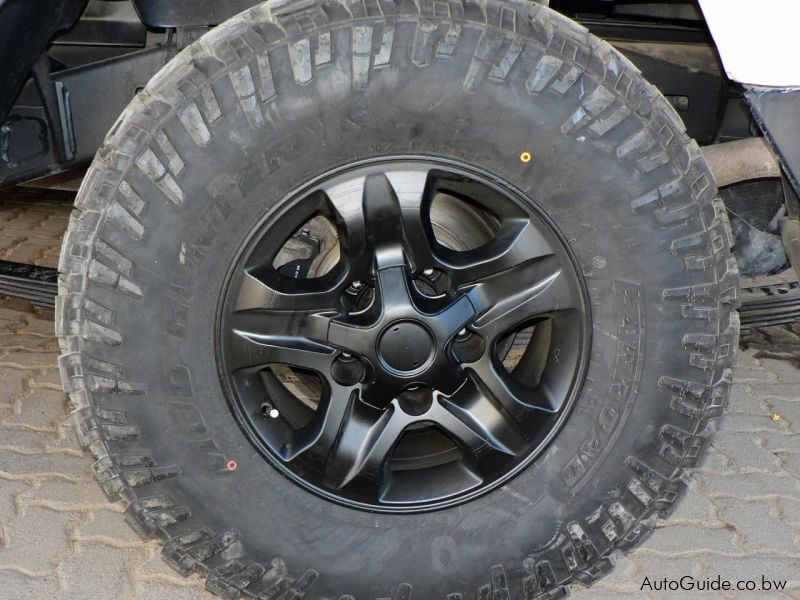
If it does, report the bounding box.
[773,413,781,421]
[519,151,533,163]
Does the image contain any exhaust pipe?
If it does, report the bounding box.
[701,137,781,188]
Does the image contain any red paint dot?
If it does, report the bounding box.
[226,460,238,472]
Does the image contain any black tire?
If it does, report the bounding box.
[57,1,740,598]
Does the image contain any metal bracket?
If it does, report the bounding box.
[1,44,172,187]
[31,53,73,163]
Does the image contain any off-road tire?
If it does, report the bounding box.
[57,0,740,598]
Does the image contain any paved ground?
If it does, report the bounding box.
[0,188,799,599]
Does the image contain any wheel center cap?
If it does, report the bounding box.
[377,320,434,374]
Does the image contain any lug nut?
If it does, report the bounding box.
[452,332,485,364]
[331,352,365,386]
[345,281,365,299]
[423,268,434,276]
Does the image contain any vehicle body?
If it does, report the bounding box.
[1,1,798,185]
[3,0,797,321]
[1,1,798,598]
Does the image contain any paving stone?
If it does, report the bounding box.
[0,298,38,318]
[0,569,60,598]
[720,588,796,599]
[133,543,187,581]
[0,366,28,405]
[0,236,25,258]
[3,388,68,430]
[702,556,800,595]
[0,450,93,480]
[716,498,798,552]
[45,421,84,455]
[0,334,59,352]
[763,398,800,431]
[727,383,767,414]
[0,479,28,529]
[701,472,800,498]
[19,310,57,337]
[721,413,789,434]
[34,367,66,389]
[0,426,53,452]
[135,580,215,600]
[756,383,800,401]
[1,240,61,266]
[734,367,778,384]
[59,541,137,599]
[631,553,705,593]
[777,452,800,479]
[571,586,648,599]
[77,510,141,545]
[587,553,640,593]
[0,318,23,335]
[701,445,730,470]
[776,498,800,525]
[671,488,719,523]
[735,351,761,368]
[640,523,740,555]
[0,351,56,369]
[761,359,800,384]
[20,479,114,512]
[709,431,783,472]
[0,507,80,573]
[759,432,800,455]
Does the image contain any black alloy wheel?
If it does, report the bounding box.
[219,160,589,512]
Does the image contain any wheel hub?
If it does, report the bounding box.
[377,320,434,374]
[218,158,590,512]
[325,257,477,409]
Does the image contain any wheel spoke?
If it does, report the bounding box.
[258,369,316,429]
[435,378,527,457]
[526,311,586,413]
[228,308,335,372]
[235,271,344,312]
[468,354,557,414]
[374,264,415,314]
[439,219,555,287]
[467,255,577,341]
[432,294,476,341]
[321,175,370,278]
[284,384,357,463]
[384,169,437,272]
[363,172,411,269]
[362,370,404,408]
[322,168,436,272]
[327,319,375,355]
[323,401,408,490]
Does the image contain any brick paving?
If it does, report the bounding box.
[0,187,799,599]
